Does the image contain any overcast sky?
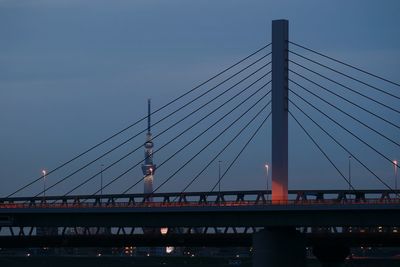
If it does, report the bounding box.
[1,0,399,197]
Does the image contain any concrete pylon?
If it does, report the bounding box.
[251,21,306,267]
[252,228,306,267]
[271,19,289,203]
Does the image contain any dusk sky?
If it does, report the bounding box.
[1,0,399,197]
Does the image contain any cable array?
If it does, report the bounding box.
[166,92,271,196]
[289,109,356,192]
[289,41,400,192]
[6,38,400,199]
[289,41,400,88]
[57,62,272,197]
[289,66,400,130]
[108,79,271,195]
[6,43,272,199]
[209,111,272,193]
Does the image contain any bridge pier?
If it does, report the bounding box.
[313,244,350,267]
[252,228,306,267]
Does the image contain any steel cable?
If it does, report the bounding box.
[289,41,400,89]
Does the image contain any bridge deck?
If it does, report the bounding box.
[1,190,399,228]
[1,201,399,228]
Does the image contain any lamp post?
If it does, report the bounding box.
[265,163,269,200]
[42,169,47,202]
[348,156,352,191]
[218,160,222,195]
[394,160,398,195]
[347,156,352,201]
[100,164,104,202]
[149,167,153,195]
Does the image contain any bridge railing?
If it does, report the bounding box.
[0,190,399,209]
[0,196,399,209]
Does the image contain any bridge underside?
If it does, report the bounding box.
[1,204,400,228]
[1,232,399,248]
[1,190,400,251]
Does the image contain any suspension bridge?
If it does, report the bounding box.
[1,20,400,266]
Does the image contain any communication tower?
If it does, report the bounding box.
[141,99,156,198]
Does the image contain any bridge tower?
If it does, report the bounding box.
[271,19,289,202]
[142,99,156,197]
[253,20,306,267]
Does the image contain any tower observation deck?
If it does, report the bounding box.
[141,99,156,195]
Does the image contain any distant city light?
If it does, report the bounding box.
[160,227,168,235]
[166,246,174,254]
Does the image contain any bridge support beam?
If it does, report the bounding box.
[252,228,306,267]
[271,19,289,202]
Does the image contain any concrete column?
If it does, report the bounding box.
[271,19,289,202]
[313,245,350,267]
[252,228,306,267]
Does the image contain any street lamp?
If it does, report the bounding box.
[348,156,352,191]
[100,164,104,201]
[218,160,222,195]
[42,169,47,202]
[265,163,269,200]
[394,160,398,195]
[160,227,168,235]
